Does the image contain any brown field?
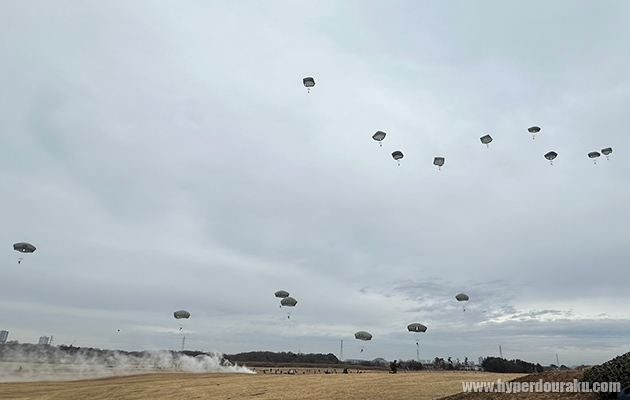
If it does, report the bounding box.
[0,364,526,400]
[0,364,604,400]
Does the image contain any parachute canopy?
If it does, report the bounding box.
[13,242,36,253]
[544,151,558,161]
[354,331,372,341]
[392,151,404,161]
[280,297,298,307]
[433,157,445,168]
[372,131,386,142]
[407,323,427,333]
[601,147,613,156]
[588,151,601,159]
[174,310,191,319]
[480,134,493,145]
[303,77,315,88]
[455,293,469,302]
[528,126,541,133]
[274,290,290,298]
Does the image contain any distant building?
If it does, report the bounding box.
[38,336,51,345]
[0,330,8,343]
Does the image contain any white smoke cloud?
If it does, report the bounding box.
[0,345,254,382]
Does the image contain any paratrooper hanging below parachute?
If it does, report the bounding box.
[433,157,445,170]
[303,77,315,93]
[544,151,558,165]
[372,131,386,147]
[588,151,601,164]
[280,296,297,319]
[528,126,541,140]
[13,242,36,264]
[456,293,469,312]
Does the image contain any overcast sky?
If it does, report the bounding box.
[2,0,630,367]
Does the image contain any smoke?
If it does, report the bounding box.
[0,344,255,382]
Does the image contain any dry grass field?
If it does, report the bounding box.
[0,365,526,400]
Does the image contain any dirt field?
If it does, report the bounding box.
[0,366,526,400]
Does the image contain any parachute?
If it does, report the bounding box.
[174,310,191,319]
[13,242,36,264]
[303,77,315,93]
[354,331,372,341]
[456,293,469,301]
[407,323,427,333]
[480,134,493,147]
[527,126,541,140]
[280,297,297,307]
[354,330,372,354]
[274,290,290,298]
[372,131,386,146]
[280,296,297,319]
[14,242,36,253]
[456,293,469,312]
[392,151,404,166]
[408,323,426,360]
[433,157,445,170]
[588,151,601,164]
[544,151,558,165]
[601,147,613,160]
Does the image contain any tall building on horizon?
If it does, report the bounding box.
[38,335,51,345]
[0,330,8,343]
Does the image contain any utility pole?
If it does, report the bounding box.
[499,345,503,359]
[181,336,186,351]
[340,340,343,361]
[556,354,560,367]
